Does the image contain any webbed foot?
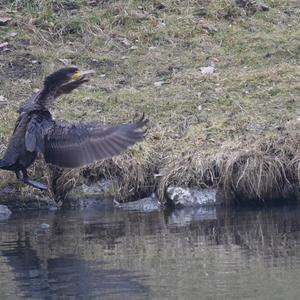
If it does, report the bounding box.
[17,178,48,190]
[23,179,48,190]
[16,170,48,190]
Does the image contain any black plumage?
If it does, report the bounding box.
[0,67,147,190]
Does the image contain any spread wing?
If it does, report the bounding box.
[43,115,148,168]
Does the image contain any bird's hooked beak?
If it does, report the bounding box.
[71,69,95,80]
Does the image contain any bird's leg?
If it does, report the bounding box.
[15,170,22,181]
[21,169,48,190]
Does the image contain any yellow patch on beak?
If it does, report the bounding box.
[71,70,81,80]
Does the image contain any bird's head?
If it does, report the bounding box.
[44,67,82,88]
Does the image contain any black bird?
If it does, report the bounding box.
[0,67,147,190]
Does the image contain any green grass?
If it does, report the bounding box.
[0,0,299,204]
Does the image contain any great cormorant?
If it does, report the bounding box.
[0,67,147,190]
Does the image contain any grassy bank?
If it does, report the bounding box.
[0,0,299,205]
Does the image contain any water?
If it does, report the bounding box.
[0,200,300,300]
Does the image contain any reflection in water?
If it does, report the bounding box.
[0,231,147,299]
[0,202,300,299]
[167,206,217,226]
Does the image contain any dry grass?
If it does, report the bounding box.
[159,131,300,205]
[78,138,159,201]
[221,136,299,204]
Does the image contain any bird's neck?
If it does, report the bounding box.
[42,83,58,95]
[38,84,58,109]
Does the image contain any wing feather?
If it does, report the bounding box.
[43,115,148,168]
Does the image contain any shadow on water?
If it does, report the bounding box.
[0,200,300,299]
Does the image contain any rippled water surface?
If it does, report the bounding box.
[0,201,300,300]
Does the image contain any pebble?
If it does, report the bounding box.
[0,205,12,220]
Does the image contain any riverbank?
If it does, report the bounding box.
[0,0,299,206]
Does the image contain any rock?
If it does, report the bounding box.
[0,16,11,26]
[166,186,218,207]
[200,66,215,75]
[0,205,12,220]
[68,180,112,200]
[82,180,112,195]
[114,194,161,212]
[0,42,8,49]
[167,187,194,207]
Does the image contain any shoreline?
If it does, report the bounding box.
[1,128,298,209]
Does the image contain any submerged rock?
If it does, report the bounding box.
[0,205,12,220]
[114,194,161,212]
[167,186,219,207]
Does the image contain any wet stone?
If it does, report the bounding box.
[167,186,218,208]
[0,205,12,220]
[114,194,161,212]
